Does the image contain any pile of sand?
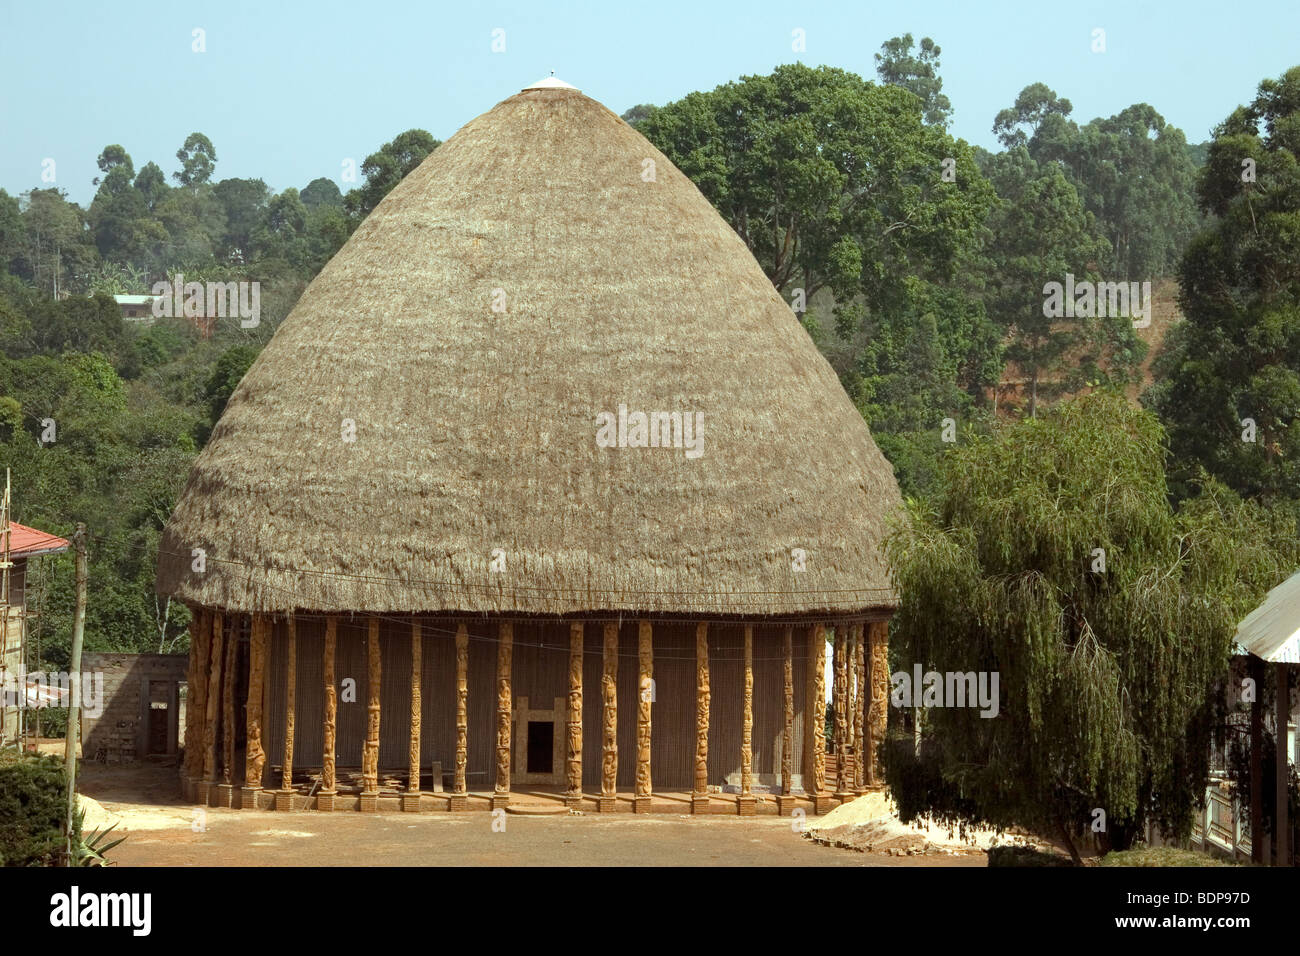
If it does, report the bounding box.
[77,794,122,833]
[805,792,1036,857]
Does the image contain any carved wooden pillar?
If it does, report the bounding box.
[807,624,829,812]
[565,622,583,808]
[219,618,237,807]
[633,619,652,813]
[777,625,796,814]
[185,608,210,793]
[833,626,851,800]
[360,616,381,810]
[492,621,512,809]
[867,621,890,787]
[242,613,268,809]
[691,622,710,814]
[275,614,297,810]
[597,622,618,812]
[450,622,468,810]
[403,617,422,811]
[201,611,223,803]
[319,616,337,810]
[853,623,866,793]
[737,625,756,815]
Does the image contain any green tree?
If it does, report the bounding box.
[1145,66,1300,504]
[875,34,952,128]
[885,392,1299,861]
[343,129,439,220]
[174,132,218,189]
[300,177,343,211]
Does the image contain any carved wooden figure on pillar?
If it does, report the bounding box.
[691,622,711,814]
[565,622,583,808]
[634,620,653,813]
[318,616,337,811]
[275,614,297,811]
[360,617,381,811]
[833,626,852,801]
[450,622,469,810]
[492,621,513,810]
[867,622,890,787]
[737,625,756,815]
[218,617,237,808]
[242,613,268,809]
[184,608,210,801]
[403,617,422,812]
[808,624,832,813]
[777,625,797,815]
[853,623,867,794]
[598,622,618,812]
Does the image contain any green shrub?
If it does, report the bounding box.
[0,751,75,866]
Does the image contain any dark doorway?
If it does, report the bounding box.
[148,680,171,755]
[527,721,553,774]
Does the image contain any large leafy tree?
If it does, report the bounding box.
[874,34,952,128]
[344,129,439,221]
[1145,66,1300,504]
[174,132,218,189]
[886,392,1298,861]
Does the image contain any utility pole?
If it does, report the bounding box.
[64,523,86,861]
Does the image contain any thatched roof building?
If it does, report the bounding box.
[162,77,902,815]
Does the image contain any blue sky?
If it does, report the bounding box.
[2,0,1298,205]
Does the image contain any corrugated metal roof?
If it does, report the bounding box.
[1234,570,1300,663]
[5,522,70,559]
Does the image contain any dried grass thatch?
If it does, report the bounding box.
[157,83,902,616]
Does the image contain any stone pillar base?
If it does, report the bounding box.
[316,790,336,812]
[736,795,757,816]
[563,792,584,809]
[811,793,836,815]
[240,786,263,810]
[273,790,295,811]
[490,793,510,811]
[595,795,617,813]
[401,792,422,812]
[359,791,379,813]
[834,789,855,805]
[631,795,652,813]
[690,794,711,815]
[447,793,468,812]
[775,794,800,815]
[215,782,236,808]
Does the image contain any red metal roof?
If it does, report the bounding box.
[5,522,70,558]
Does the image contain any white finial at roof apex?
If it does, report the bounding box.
[524,75,579,92]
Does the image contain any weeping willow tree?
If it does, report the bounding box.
[885,391,1297,861]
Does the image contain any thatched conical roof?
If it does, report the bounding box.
[157,81,902,617]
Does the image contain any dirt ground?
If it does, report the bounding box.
[79,762,987,867]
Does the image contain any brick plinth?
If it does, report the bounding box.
[490,793,510,811]
[447,793,468,811]
[690,794,711,814]
[736,795,757,816]
[811,793,836,814]
[240,786,262,810]
[215,783,236,808]
[563,793,584,809]
[401,792,422,812]
[358,791,379,813]
[273,790,295,811]
[775,795,799,815]
[631,796,652,814]
[316,790,336,812]
[595,796,617,813]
